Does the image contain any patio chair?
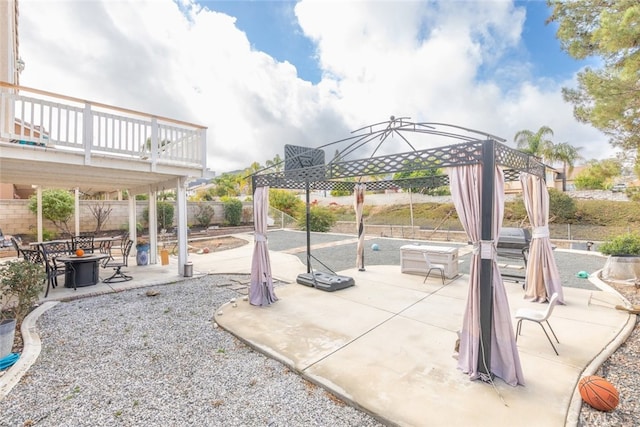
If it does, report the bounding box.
[515,292,560,355]
[39,241,72,297]
[422,253,446,285]
[71,233,95,254]
[10,236,26,258]
[102,239,134,283]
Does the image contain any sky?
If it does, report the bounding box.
[16,0,614,174]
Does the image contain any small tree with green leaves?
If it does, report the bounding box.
[0,260,46,325]
[548,189,577,223]
[142,202,175,231]
[269,189,304,217]
[28,189,74,236]
[222,197,243,226]
[297,205,336,232]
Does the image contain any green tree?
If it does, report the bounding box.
[573,158,622,190]
[548,189,577,222]
[548,142,584,191]
[297,205,336,232]
[212,173,240,197]
[269,189,304,217]
[393,159,448,195]
[265,154,284,172]
[28,189,74,235]
[548,1,640,150]
[142,201,175,231]
[513,126,555,160]
[221,197,243,226]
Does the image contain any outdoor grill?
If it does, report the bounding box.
[496,227,531,265]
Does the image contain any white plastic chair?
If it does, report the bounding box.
[422,253,446,284]
[515,292,560,355]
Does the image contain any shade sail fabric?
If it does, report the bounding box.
[450,165,524,386]
[354,183,366,271]
[249,186,278,306]
[520,174,564,304]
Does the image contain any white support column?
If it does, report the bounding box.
[83,102,93,164]
[128,195,137,244]
[74,187,80,236]
[36,186,43,242]
[176,176,188,276]
[148,189,158,264]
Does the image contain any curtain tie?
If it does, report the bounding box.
[476,240,496,259]
[255,233,267,242]
[532,226,549,239]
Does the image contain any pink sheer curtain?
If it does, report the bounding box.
[450,165,524,386]
[519,174,564,304]
[249,186,278,306]
[354,183,366,271]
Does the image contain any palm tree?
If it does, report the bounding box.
[550,142,583,191]
[513,126,555,160]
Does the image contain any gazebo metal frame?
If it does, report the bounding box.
[252,116,545,381]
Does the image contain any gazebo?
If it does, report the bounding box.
[249,117,564,386]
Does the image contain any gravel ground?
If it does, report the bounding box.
[578,281,640,427]
[0,275,384,427]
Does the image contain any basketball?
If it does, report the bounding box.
[75,249,85,257]
[578,375,619,412]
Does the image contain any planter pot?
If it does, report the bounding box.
[136,244,150,266]
[0,319,17,358]
[601,255,640,282]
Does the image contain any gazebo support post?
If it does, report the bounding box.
[478,139,496,380]
[305,179,311,274]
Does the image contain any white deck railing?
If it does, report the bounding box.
[0,82,207,170]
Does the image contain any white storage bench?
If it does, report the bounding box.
[400,245,459,279]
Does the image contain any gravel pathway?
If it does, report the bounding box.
[0,275,383,427]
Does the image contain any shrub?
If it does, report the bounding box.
[222,197,243,226]
[0,260,46,325]
[194,204,215,228]
[28,189,74,235]
[269,189,304,217]
[548,189,576,223]
[599,233,640,256]
[142,202,175,230]
[297,205,336,232]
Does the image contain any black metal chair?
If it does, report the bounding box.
[102,239,134,283]
[10,236,26,258]
[71,233,95,254]
[39,241,72,296]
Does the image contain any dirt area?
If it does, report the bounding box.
[185,236,248,253]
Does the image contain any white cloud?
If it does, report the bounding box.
[17,0,616,175]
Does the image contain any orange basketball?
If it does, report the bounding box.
[75,249,85,257]
[578,375,619,412]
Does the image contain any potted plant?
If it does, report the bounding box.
[599,232,640,282]
[0,260,46,359]
[136,238,150,266]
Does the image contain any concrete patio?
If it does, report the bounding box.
[2,231,635,426]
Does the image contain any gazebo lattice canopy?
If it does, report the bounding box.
[250,117,555,388]
[253,118,545,191]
